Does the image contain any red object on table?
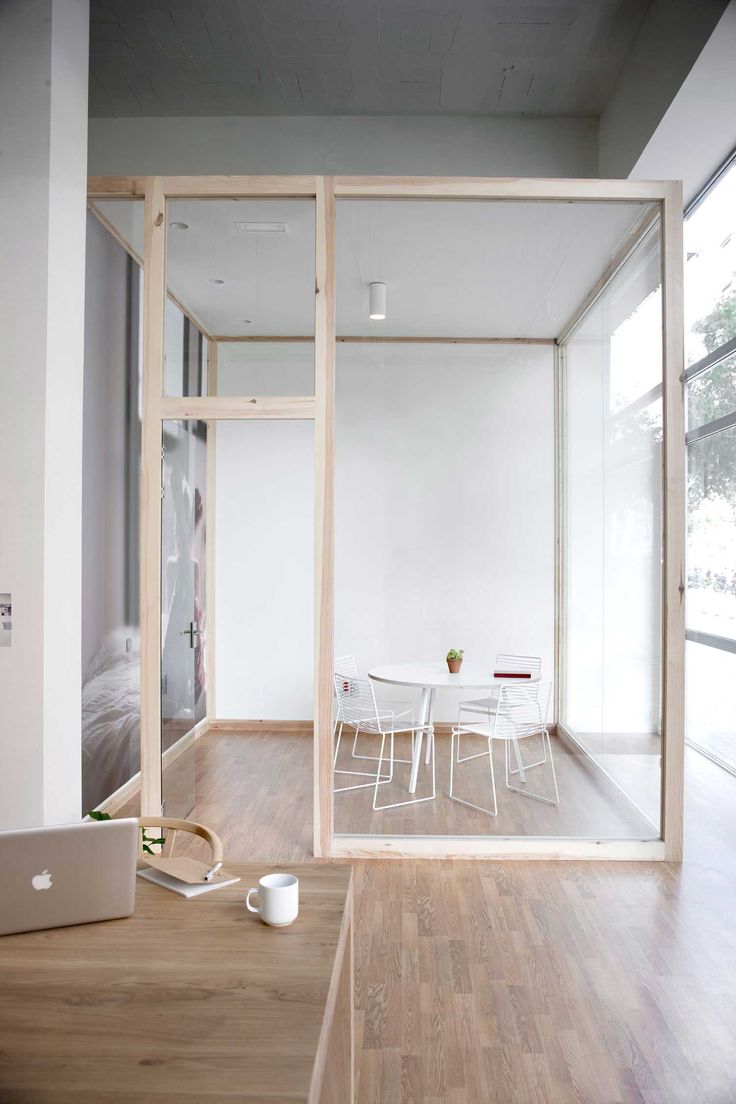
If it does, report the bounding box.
[493,671,532,678]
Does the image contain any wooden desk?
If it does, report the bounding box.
[0,863,353,1103]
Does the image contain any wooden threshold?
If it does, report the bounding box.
[330,836,666,860]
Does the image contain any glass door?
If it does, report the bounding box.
[160,418,207,816]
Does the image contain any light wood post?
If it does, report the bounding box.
[553,341,565,727]
[205,340,218,721]
[314,176,336,858]
[661,181,686,861]
[140,176,166,817]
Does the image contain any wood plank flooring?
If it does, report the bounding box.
[122,732,736,1103]
[334,731,656,838]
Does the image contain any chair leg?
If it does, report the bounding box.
[504,731,559,806]
[448,730,497,816]
[333,720,344,770]
[351,721,361,758]
[454,705,494,765]
[507,731,548,775]
[372,732,389,810]
[351,716,413,766]
[334,722,393,792]
[373,726,436,811]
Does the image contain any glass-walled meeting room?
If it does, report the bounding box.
[85,176,684,861]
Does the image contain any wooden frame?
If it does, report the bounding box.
[660,181,686,861]
[90,174,685,862]
[552,184,685,862]
[211,335,556,345]
[133,176,328,826]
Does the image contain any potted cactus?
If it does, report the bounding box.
[446,648,464,674]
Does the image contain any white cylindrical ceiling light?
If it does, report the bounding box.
[368,281,387,320]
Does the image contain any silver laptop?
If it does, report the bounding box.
[0,819,138,936]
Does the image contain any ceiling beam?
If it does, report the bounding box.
[210,335,556,345]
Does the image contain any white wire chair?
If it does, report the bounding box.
[459,653,542,718]
[333,655,414,785]
[449,681,557,816]
[333,673,435,809]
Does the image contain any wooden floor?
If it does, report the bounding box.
[334,730,657,838]
[123,732,736,1103]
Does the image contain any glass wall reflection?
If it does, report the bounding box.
[82,207,143,814]
[563,223,663,834]
[332,198,663,839]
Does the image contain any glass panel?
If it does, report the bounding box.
[686,427,736,640]
[686,639,736,770]
[161,420,207,817]
[90,199,144,261]
[333,197,660,840]
[215,420,314,718]
[165,199,315,396]
[684,160,736,366]
[217,341,314,396]
[564,224,663,836]
[82,209,142,815]
[687,351,736,431]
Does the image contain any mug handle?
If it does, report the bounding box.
[246,888,261,914]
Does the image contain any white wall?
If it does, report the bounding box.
[218,343,314,397]
[215,420,315,719]
[628,1,736,204]
[88,114,597,179]
[0,0,89,829]
[215,344,554,722]
[598,0,728,179]
[335,344,555,722]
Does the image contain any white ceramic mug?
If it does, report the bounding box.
[246,873,299,927]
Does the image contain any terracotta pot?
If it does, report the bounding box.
[447,659,463,673]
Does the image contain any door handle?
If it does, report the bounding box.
[179,621,201,649]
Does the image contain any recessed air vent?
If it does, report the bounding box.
[235,222,287,233]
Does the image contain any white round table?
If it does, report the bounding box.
[369,661,539,793]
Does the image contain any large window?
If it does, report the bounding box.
[685,154,736,772]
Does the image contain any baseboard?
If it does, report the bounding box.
[330,835,665,860]
[91,717,210,816]
[556,721,660,835]
[206,721,557,737]
[430,722,559,736]
[92,770,143,817]
[208,718,314,734]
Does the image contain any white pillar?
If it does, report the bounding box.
[0,0,89,828]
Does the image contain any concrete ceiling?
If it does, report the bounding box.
[91,197,654,337]
[89,0,653,118]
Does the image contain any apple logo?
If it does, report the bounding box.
[31,870,53,891]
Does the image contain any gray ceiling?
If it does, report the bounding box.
[91,197,653,337]
[89,0,653,118]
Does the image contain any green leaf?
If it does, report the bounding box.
[86,810,112,821]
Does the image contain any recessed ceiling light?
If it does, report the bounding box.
[169,221,189,231]
[235,222,288,233]
[209,277,225,285]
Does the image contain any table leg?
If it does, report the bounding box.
[409,687,432,794]
[511,737,527,783]
[425,717,435,765]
